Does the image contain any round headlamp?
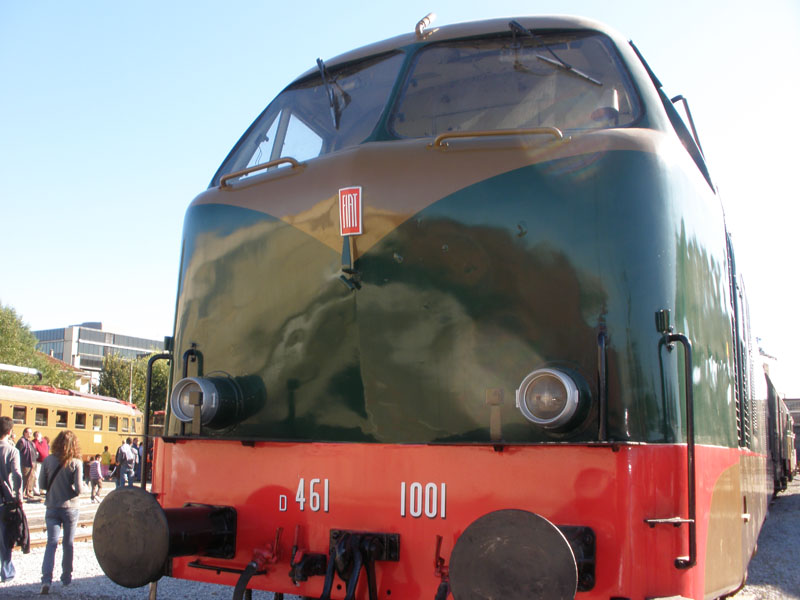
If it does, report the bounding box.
[170,376,241,429]
[516,368,580,429]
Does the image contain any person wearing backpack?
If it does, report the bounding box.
[115,438,135,488]
[0,417,23,583]
[38,430,84,595]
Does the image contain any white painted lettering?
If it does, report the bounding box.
[400,481,447,519]
[425,483,438,518]
[295,477,330,512]
[410,482,423,518]
[310,478,321,512]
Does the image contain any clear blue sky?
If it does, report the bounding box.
[2,1,799,394]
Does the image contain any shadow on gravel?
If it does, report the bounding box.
[1,574,249,599]
[0,573,301,600]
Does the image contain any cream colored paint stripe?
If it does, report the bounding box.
[192,129,667,254]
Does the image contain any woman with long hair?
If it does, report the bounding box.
[37,430,83,595]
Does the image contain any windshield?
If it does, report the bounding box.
[211,51,405,187]
[390,32,641,137]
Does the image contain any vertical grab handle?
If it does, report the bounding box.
[143,352,172,490]
[666,332,696,569]
[653,310,696,569]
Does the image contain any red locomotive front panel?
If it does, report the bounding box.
[146,440,746,599]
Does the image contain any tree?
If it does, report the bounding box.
[96,353,131,402]
[97,352,170,413]
[0,303,76,389]
[145,356,170,413]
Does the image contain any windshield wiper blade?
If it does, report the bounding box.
[508,20,603,86]
[534,54,603,86]
[316,58,341,130]
[316,58,352,131]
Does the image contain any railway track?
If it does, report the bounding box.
[29,518,94,549]
[23,485,146,548]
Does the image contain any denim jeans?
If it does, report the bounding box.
[0,504,15,582]
[41,506,80,585]
[116,467,134,488]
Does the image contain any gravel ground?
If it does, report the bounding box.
[731,475,800,600]
[0,541,300,599]
[1,478,798,599]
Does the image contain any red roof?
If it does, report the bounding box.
[35,351,83,373]
[14,384,137,408]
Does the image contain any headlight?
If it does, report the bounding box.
[516,368,580,429]
[170,376,241,429]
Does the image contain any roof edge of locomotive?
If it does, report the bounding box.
[293,15,635,80]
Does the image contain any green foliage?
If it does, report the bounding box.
[97,352,170,413]
[96,353,131,402]
[0,303,76,389]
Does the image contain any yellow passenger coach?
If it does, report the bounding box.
[0,384,143,462]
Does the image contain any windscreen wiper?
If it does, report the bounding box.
[316,58,341,129]
[508,20,602,86]
[316,58,351,130]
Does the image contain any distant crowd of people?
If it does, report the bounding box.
[0,419,148,594]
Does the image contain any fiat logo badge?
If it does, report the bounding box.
[339,186,362,236]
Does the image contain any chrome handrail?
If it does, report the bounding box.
[428,127,564,149]
[220,157,301,188]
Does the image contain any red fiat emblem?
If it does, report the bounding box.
[339,186,362,236]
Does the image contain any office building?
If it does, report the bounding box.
[33,322,164,387]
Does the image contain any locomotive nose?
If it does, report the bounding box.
[449,509,578,600]
[93,487,236,588]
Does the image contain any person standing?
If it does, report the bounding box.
[33,432,49,496]
[15,428,39,502]
[38,430,83,595]
[131,438,140,482]
[100,446,111,481]
[88,455,102,503]
[115,438,135,488]
[138,440,146,483]
[0,417,23,583]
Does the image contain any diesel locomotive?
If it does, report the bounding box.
[94,15,792,600]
